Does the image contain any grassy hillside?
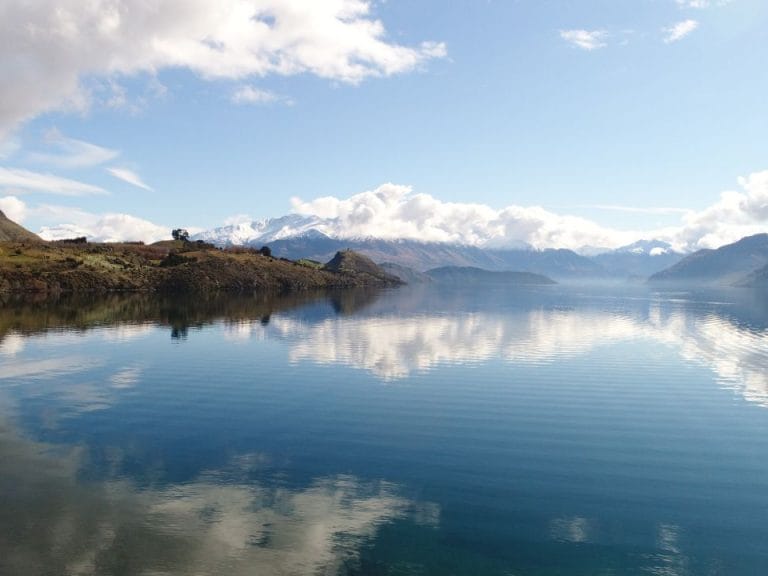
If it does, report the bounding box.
[0,241,401,294]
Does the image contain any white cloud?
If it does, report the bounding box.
[232,85,291,105]
[0,195,27,222]
[288,171,768,253]
[106,167,153,191]
[27,128,119,168]
[664,19,699,43]
[36,205,169,243]
[0,167,106,196]
[559,29,608,51]
[0,0,446,138]
[291,183,638,250]
[672,170,768,250]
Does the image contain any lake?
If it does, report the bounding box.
[1,285,768,575]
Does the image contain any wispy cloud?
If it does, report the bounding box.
[0,137,21,160]
[0,167,105,196]
[106,167,153,191]
[664,19,699,43]
[231,86,293,106]
[27,128,119,169]
[587,204,689,215]
[675,0,731,8]
[560,29,608,51]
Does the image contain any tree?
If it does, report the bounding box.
[259,245,272,257]
[172,228,189,242]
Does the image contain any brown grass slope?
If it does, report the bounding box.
[323,249,401,285]
[0,241,401,294]
[0,210,40,242]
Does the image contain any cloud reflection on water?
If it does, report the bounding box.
[3,289,767,407]
[242,292,768,406]
[0,419,428,576]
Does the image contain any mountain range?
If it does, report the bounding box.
[191,215,683,281]
[3,209,767,287]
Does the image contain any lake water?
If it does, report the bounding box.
[2,285,768,575]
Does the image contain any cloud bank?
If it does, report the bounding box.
[288,171,768,252]
[0,0,446,138]
[290,183,639,249]
[36,212,170,243]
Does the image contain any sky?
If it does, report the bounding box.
[1,0,767,252]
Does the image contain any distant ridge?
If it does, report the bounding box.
[261,237,603,280]
[0,210,40,242]
[426,266,556,286]
[649,233,768,285]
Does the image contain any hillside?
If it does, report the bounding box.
[0,241,401,294]
[426,266,556,286]
[649,234,768,285]
[0,211,40,242]
[323,249,401,285]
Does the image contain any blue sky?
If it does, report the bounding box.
[1,0,767,250]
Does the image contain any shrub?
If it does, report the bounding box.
[172,228,190,242]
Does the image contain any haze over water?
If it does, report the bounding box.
[2,285,768,575]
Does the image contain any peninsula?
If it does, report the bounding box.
[0,212,400,294]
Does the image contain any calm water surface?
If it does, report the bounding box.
[1,285,768,575]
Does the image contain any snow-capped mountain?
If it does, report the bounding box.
[192,214,327,246]
[192,216,684,280]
